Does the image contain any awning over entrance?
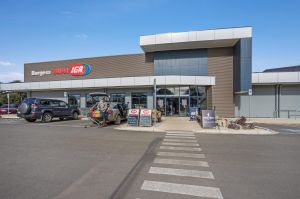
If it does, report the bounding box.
[0,75,215,92]
[140,27,252,52]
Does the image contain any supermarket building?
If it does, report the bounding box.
[4,26,297,118]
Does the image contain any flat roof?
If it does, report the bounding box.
[263,65,300,73]
[140,27,252,52]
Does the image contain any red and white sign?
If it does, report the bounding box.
[128,109,140,116]
[140,109,151,117]
[32,63,91,77]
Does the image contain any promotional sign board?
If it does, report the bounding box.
[127,109,140,126]
[189,107,198,120]
[139,109,152,127]
[201,110,216,128]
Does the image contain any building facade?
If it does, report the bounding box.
[0,27,253,117]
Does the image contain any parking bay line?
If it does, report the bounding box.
[149,166,214,179]
[157,151,205,158]
[165,136,196,139]
[163,139,197,143]
[167,131,195,134]
[141,180,223,199]
[162,142,199,147]
[154,158,209,167]
[166,133,195,136]
[160,146,202,151]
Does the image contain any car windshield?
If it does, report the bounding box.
[23,98,36,104]
[1,104,17,108]
[90,94,110,104]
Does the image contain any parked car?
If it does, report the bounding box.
[88,92,128,125]
[17,98,80,122]
[0,104,18,114]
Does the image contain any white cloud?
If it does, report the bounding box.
[0,72,23,83]
[0,61,15,66]
[75,33,88,39]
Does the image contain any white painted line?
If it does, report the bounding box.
[167,131,195,134]
[162,142,199,147]
[154,158,209,167]
[164,139,197,143]
[141,180,223,199]
[281,128,300,133]
[149,167,214,179]
[166,133,195,136]
[157,151,205,158]
[160,146,202,151]
[165,136,196,139]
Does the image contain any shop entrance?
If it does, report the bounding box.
[166,97,179,116]
[156,86,207,117]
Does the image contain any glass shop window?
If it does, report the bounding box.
[110,93,125,103]
[131,93,147,109]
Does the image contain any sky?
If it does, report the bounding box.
[0,0,300,83]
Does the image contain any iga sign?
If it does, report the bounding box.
[139,109,152,127]
[128,109,140,126]
[31,63,91,77]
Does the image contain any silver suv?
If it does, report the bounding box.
[88,92,128,124]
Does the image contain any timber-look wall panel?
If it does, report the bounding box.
[24,54,154,82]
[208,47,234,117]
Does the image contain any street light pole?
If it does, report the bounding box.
[7,93,10,115]
[153,78,157,126]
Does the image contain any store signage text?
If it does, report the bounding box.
[31,63,91,77]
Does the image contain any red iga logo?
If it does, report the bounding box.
[69,63,91,76]
[52,63,91,76]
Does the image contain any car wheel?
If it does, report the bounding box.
[59,117,64,121]
[72,112,79,120]
[114,115,121,125]
[25,118,36,122]
[42,112,53,123]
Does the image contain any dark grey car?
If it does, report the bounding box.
[17,98,80,122]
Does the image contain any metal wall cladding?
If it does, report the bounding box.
[24,54,154,82]
[233,38,252,92]
[153,49,208,76]
[235,85,276,118]
[280,85,300,117]
[208,47,234,117]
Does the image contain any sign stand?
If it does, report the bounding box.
[139,109,152,127]
[201,110,216,128]
[127,109,140,126]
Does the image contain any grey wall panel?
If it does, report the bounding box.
[154,49,208,76]
[279,85,300,118]
[235,85,276,117]
[233,38,252,92]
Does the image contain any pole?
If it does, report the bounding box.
[153,78,157,126]
[248,94,250,121]
[7,93,10,115]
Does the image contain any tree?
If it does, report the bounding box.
[10,80,22,83]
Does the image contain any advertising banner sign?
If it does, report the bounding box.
[139,109,152,127]
[201,110,216,128]
[189,106,198,120]
[128,109,140,126]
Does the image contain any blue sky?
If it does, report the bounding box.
[0,0,300,82]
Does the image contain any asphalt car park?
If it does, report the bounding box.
[1,119,300,199]
[256,123,300,134]
[0,119,163,199]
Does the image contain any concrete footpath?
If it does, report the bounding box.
[115,117,277,135]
